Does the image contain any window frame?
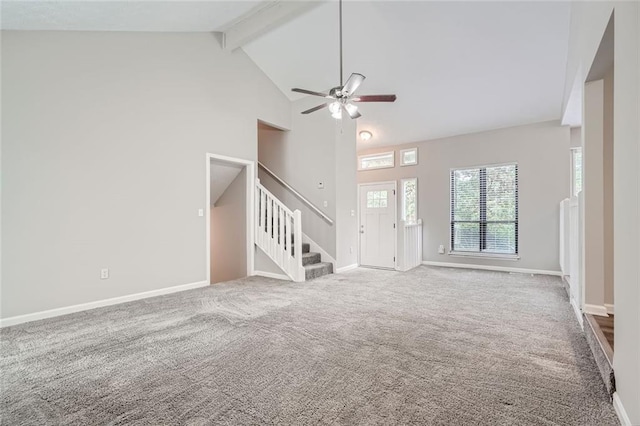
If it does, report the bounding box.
[570,147,583,197]
[400,178,418,223]
[449,162,519,259]
[400,148,418,166]
[358,151,395,171]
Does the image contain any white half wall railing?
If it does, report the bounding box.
[256,179,305,282]
[397,219,423,272]
[559,198,571,276]
[560,195,582,322]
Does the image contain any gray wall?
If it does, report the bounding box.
[1,31,291,318]
[257,98,358,268]
[334,120,358,268]
[258,104,336,257]
[210,168,246,284]
[358,121,570,272]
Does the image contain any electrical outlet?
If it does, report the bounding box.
[438,245,445,254]
[350,210,355,217]
[317,182,324,189]
[100,268,109,279]
[323,201,328,207]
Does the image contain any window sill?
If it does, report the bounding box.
[448,251,520,261]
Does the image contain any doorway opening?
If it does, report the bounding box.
[206,154,255,284]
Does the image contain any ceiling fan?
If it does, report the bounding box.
[291,0,397,120]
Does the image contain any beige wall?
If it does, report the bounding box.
[210,168,246,284]
[358,121,569,272]
[583,79,606,309]
[1,31,291,318]
[603,66,614,308]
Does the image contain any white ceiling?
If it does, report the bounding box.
[244,1,572,148]
[0,1,261,32]
[2,1,572,149]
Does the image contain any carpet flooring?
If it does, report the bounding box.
[1,267,619,425]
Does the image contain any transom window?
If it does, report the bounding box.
[358,152,394,171]
[450,164,518,255]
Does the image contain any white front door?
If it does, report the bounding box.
[359,182,396,269]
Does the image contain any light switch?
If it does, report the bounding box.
[323,201,328,207]
[198,209,204,217]
[318,182,324,189]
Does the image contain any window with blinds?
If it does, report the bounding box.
[450,164,518,255]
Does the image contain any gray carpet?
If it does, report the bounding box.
[1,266,619,425]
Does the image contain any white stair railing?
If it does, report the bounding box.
[256,179,305,282]
[397,219,423,272]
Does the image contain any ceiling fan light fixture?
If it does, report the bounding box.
[345,103,358,115]
[329,101,342,119]
[359,130,373,141]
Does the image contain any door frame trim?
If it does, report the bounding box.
[206,153,256,284]
[357,181,398,270]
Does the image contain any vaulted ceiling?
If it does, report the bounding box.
[1,1,571,149]
[244,1,571,148]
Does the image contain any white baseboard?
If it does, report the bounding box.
[421,261,562,276]
[253,271,290,281]
[0,280,209,328]
[584,304,609,317]
[336,263,359,273]
[570,297,584,329]
[605,303,615,315]
[613,392,633,426]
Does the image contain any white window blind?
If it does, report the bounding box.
[450,164,518,254]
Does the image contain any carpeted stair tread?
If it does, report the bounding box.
[302,252,321,266]
[305,262,333,280]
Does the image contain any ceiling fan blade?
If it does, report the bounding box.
[343,104,361,119]
[292,88,332,98]
[301,103,329,114]
[341,73,365,96]
[352,94,397,102]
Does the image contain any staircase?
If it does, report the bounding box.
[300,243,333,280]
[256,180,333,282]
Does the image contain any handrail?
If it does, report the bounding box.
[256,181,294,216]
[258,161,334,225]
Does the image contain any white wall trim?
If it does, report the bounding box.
[421,261,562,276]
[0,280,209,328]
[570,296,584,329]
[584,303,609,317]
[253,271,290,281]
[302,231,336,269]
[336,263,359,273]
[612,392,633,426]
[604,303,614,315]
